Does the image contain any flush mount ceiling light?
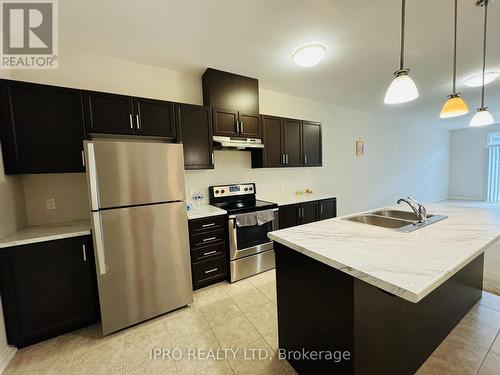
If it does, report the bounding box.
[470,0,495,127]
[463,70,500,87]
[440,0,469,118]
[384,0,419,104]
[292,44,326,67]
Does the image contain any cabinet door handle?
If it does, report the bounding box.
[298,206,302,218]
[304,154,308,164]
[202,223,216,228]
[240,121,244,133]
[281,154,285,165]
[235,121,239,133]
[286,154,289,164]
[136,114,141,130]
[203,250,217,256]
[129,114,134,129]
[205,268,219,274]
[211,152,215,165]
[82,244,87,262]
[81,151,85,167]
[320,204,323,215]
[203,236,217,242]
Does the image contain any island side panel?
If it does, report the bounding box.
[354,253,484,375]
[274,243,354,375]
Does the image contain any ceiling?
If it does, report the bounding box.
[60,0,500,129]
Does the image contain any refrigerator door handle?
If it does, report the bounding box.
[86,143,101,211]
[92,212,107,275]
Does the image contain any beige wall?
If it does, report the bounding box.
[22,174,89,225]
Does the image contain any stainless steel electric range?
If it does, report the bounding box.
[209,183,278,282]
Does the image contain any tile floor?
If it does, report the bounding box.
[3,269,500,375]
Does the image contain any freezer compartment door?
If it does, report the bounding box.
[91,202,192,335]
[85,140,186,210]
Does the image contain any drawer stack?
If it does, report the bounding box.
[188,215,227,289]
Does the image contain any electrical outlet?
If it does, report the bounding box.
[46,198,56,210]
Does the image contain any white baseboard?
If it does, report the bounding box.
[448,196,486,201]
[428,196,451,203]
[0,345,16,374]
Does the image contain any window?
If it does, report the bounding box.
[486,132,500,202]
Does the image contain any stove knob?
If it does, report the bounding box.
[221,189,225,194]
[215,190,219,194]
[244,188,248,191]
[249,187,253,191]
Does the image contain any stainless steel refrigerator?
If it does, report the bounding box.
[84,140,192,335]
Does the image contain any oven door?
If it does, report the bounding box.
[228,209,279,260]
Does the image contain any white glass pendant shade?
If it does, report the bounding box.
[384,70,419,104]
[469,107,494,127]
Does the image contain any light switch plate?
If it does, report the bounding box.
[46,198,56,210]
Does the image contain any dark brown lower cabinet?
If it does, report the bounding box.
[189,215,228,289]
[0,236,99,347]
[279,198,337,230]
[318,199,337,221]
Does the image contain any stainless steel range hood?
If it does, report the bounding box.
[213,136,264,150]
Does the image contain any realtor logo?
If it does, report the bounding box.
[1,0,58,69]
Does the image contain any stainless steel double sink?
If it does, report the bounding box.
[343,209,447,233]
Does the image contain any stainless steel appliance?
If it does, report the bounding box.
[209,183,278,282]
[84,140,193,335]
[212,136,264,150]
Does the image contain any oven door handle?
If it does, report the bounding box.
[228,208,279,220]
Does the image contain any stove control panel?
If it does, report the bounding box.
[210,183,255,198]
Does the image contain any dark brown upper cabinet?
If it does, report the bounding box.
[83,91,176,139]
[83,91,134,136]
[176,103,214,170]
[212,108,261,138]
[202,68,259,113]
[0,79,86,174]
[283,119,302,167]
[239,112,261,138]
[213,108,239,136]
[134,97,175,138]
[252,115,322,168]
[254,115,284,168]
[203,69,261,138]
[303,121,322,166]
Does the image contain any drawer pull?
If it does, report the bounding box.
[202,223,216,228]
[205,268,218,274]
[202,237,217,242]
[203,250,217,256]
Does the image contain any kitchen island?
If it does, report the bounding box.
[268,202,500,375]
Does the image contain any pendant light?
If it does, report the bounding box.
[384,0,419,104]
[440,0,469,118]
[470,0,495,127]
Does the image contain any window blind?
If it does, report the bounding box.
[487,133,500,202]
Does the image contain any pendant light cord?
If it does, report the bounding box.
[400,0,406,70]
[481,0,488,108]
[452,0,458,94]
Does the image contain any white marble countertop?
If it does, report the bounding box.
[0,220,91,249]
[187,205,227,220]
[268,202,500,303]
[258,193,336,206]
